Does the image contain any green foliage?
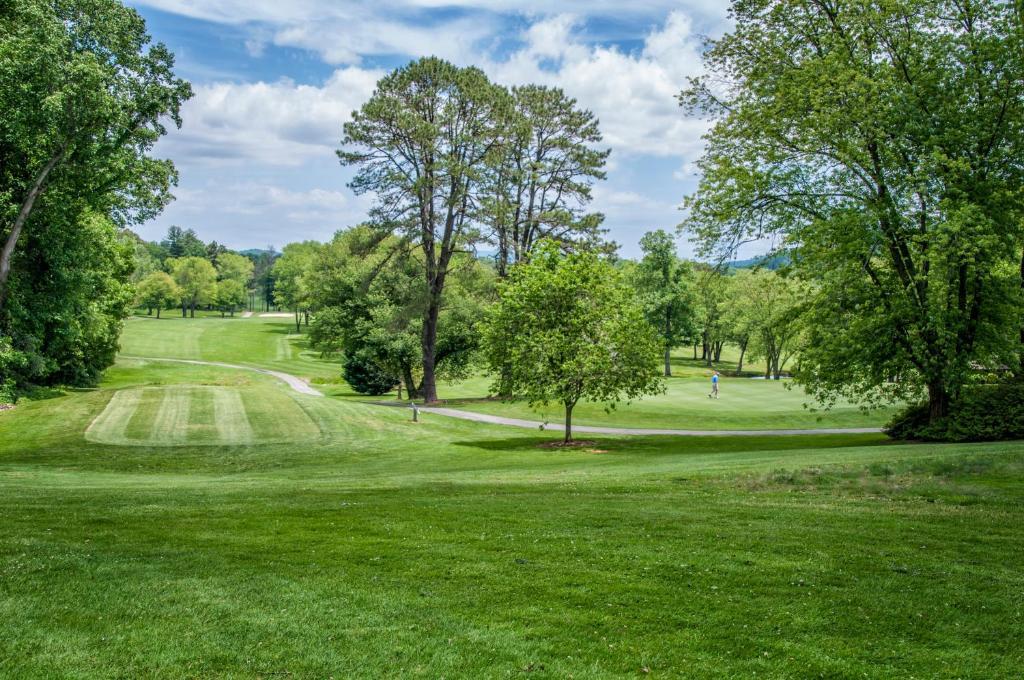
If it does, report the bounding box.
[161,226,206,259]
[682,0,1024,421]
[720,269,808,379]
[216,252,254,287]
[135,271,179,317]
[340,57,509,402]
[168,256,216,316]
[633,230,696,376]
[214,279,245,316]
[483,84,610,275]
[484,240,663,442]
[0,0,191,391]
[305,226,491,398]
[341,348,400,396]
[2,211,133,388]
[272,241,320,328]
[887,383,1024,442]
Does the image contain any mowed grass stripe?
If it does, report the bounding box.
[212,388,254,444]
[240,388,321,443]
[151,387,190,444]
[186,387,218,443]
[84,389,142,444]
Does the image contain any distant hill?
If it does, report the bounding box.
[726,253,790,270]
[239,248,279,259]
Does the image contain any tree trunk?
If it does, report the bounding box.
[564,400,575,444]
[736,338,748,373]
[304,310,309,327]
[0,146,67,310]
[403,366,419,400]
[420,290,442,404]
[927,380,950,423]
[664,344,672,377]
[714,341,724,362]
[693,343,698,360]
[182,301,187,317]
[294,310,300,334]
[1019,250,1024,377]
[156,308,161,319]
[190,302,195,318]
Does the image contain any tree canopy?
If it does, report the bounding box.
[484,240,663,443]
[682,0,1024,420]
[339,57,508,403]
[0,0,190,392]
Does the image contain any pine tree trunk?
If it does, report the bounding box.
[420,291,442,403]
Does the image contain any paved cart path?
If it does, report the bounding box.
[119,357,883,435]
[120,356,323,397]
[380,403,884,436]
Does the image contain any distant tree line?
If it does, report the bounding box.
[130,226,278,318]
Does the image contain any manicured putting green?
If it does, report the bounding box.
[85,385,320,446]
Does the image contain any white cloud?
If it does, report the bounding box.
[137,3,732,254]
[160,67,382,165]
[482,12,712,157]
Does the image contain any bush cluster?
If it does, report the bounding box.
[341,350,399,396]
[887,383,1024,442]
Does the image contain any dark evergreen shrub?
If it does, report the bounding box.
[886,383,1024,442]
[341,349,399,396]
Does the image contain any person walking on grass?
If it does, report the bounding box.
[708,370,720,399]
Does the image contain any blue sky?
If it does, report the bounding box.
[127,0,742,259]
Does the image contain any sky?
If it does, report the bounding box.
[126,0,744,259]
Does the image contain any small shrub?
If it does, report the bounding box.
[887,383,1024,442]
[341,350,399,396]
[0,378,16,405]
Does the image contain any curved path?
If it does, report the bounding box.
[120,356,882,435]
[119,356,323,397]
[387,404,884,436]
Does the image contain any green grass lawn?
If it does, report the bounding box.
[437,373,892,431]
[1,316,1021,677]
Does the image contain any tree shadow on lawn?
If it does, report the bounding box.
[453,433,897,455]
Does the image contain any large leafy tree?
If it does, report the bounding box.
[4,210,134,387]
[0,0,190,392]
[169,256,216,318]
[633,230,696,377]
[136,270,179,318]
[339,57,507,403]
[0,0,191,308]
[484,240,663,443]
[307,227,491,399]
[682,0,1024,420]
[483,85,610,276]
[722,269,808,379]
[272,241,320,333]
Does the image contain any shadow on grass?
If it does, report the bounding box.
[453,433,896,455]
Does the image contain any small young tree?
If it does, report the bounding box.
[484,240,663,444]
[135,271,179,318]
